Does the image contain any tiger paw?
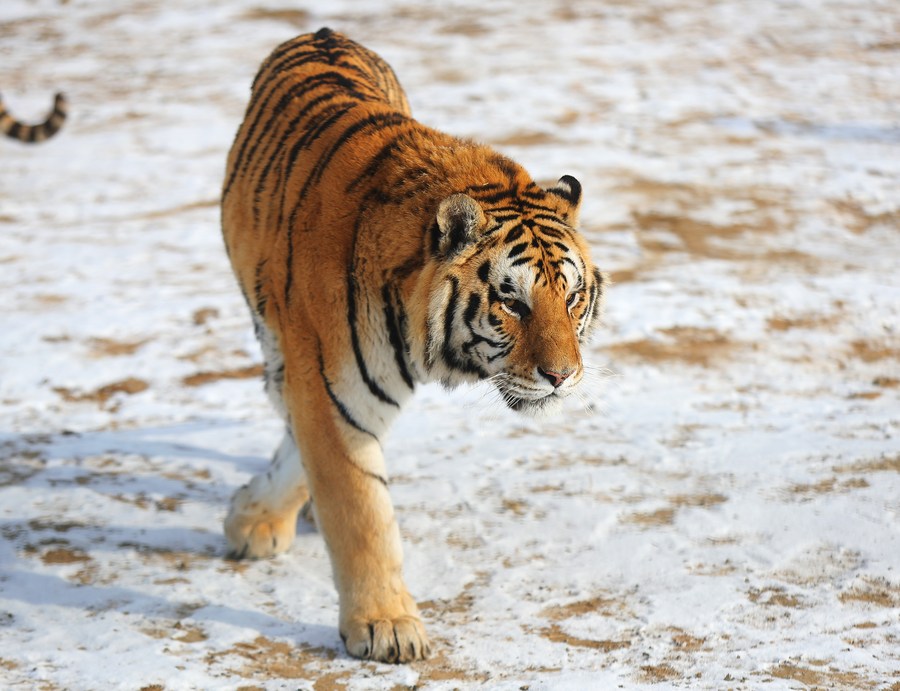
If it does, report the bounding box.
[224,488,297,559]
[341,614,431,663]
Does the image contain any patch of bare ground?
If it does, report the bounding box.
[419,571,489,619]
[748,586,805,608]
[639,664,681,683]
[617,177,795,260]
[54,377,149,406]
[181,364,262,387]
[624,493,727,528]
[191,307,219,325]
[766,660,878,689]
[39,547,91,565]
[117,543,214,571]
[669,628,707,652]
[491,130,562,147]
[239,7,310,27]
[534,591,635,654]
[31,293,68,307]
[687,560,738,577]
[839,577,900,608]
[143,621,208,644]
[206,636,336,681]
[414,648,490,686]
[766,313,841,332]
[624,507,676,527]
[831,199,900,234]
[523,451,627,471]
[88,337,149,357]
[540,592,631,621]
[605,326,735,367]
[849,339,900,363]
[834,454,900,475]
[536,623,630,652]
[786,476,870,500]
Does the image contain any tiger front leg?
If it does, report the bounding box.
[288,376,430,663]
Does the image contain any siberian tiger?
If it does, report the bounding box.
[221,28,604,663]
[0,93,67,143]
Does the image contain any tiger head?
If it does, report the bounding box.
[423,175,604,417]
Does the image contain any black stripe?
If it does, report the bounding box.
[490,154,520,180]
[440,277,488,377]
[507,241,529,258]
[284,214,296,304]
[254,259,268,315]
[463,292,480,325]
[250,90,356,216]
[279,102,357,247]
[344,128,418,193]
[300,112,409,196]
[363,470,389,488]
[347,254,400,408]
[505,225,526,244]
[474,189,516,205]
[285,111,406,232]
[318,349,378,439]
[225,66,365,199]
[382,284,415,390]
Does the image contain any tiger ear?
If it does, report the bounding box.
[547,175,582,225]
[434,193,487,257]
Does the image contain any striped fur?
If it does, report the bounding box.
[221,28,603,664]
[0,93,67,143]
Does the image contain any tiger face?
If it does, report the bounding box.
[425,175,604,416]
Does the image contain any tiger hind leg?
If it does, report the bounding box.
[224,429,310,559]
[225,315,310,559]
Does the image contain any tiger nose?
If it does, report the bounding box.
[538,367,572,388]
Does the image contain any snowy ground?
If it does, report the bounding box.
[2,0,899,688]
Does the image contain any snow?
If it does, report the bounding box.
[1,0,898,688]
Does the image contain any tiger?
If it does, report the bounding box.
[0,92,67,143]
[220,28,604,664]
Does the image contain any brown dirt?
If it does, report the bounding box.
[639,664,681,682]
[850,339,900,363]
[54,377,149,406]
[768,661,876,689]
[40,547,91,565]
[240,7,311,27]
[207,635,335,680]
[748,587,804,609]
[88,337,149,357]
[181,365,263,387]
[605,327,735,366]
[541,593,629,621]
[538,624,631,652]
[839,578,900,608]
[833,454,900,474]
[624,507,677,527]
[191,307,220,325]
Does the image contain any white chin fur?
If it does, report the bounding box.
[507,392,564,419]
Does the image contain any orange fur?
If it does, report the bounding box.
[221,29,604,663]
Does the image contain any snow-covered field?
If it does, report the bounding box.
[2,0,898,688]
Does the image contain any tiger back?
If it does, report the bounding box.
[221,28,604,664]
